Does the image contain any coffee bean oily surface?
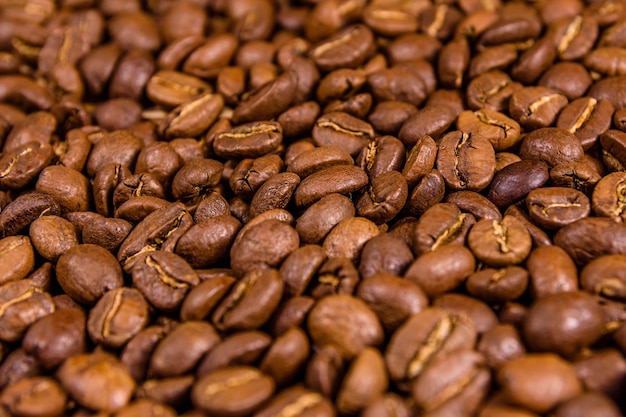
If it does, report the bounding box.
[3,1,626,416]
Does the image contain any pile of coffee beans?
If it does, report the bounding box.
[2,0,626,415]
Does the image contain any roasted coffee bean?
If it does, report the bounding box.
[468,216,532,267]
[0,348,42,390]
[0,193,61,237]
[213,121,283,160]
[554,217,626,265]
[526,187,591,229]
[136,376,194,409]
[523,291,605,358]
[553,392,623,417]
[446,191,502,221]
[581,254,626,300]
[312,111,373,157]
[434,293,497,334]
[131,251,199,312]
[405,244,476,297]
[197,330,271,376]
[259,327,310,386]
[520,128,584,168]
[0,235,35,286]
[308,294,383,359]
[160,93,224,140]
[0,142,54,190]
[385,307,477,389]
[294,165,368,208]
[412,202,475,256]
[504,203,553,248]
[487,160,550,209]
[146,70,212,108]
[309,24,375,72]
[57,352,136,412]
[254,384,335,417]
[150,321,220,378]
[212,268,284,331]
[22,307,86,370]
[87,287,150,349]
[437,131,496,192]
[56,244,124,305]
[556,98,613,150]
[539,62,592,101]
[232,71,297,125]
[287,145,353,179]
[398,104,457,145]
[115,399,178,417]
[466,266,529,304]
[456,109,521,151]
[509,87,569,130]
[309,256,359,298]
[600,129,626,172]
[412,349,490,416]
[229,154,284,201]
[497,354,582,413]
[357,273,427,333]
[191,366,274,416]
[478,324,526,370]
[358,234,414,279]
[0,377,67,417]
[466,71,519,113]
[120,325,170,382]
[550,161,602,196]
[368,101,418,135]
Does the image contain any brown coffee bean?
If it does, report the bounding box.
[468,216,532,267]
[550,15,598,60]
[446,191,502,221]
[519,128,584,168]
[117,203,193,270]
[194,193,231,222]
[556,98,613,150]
[524,291,605,358]
[197,330,272,376]
[120,325,170,382]
[385,307,477,388]
[467,71,519,113]
[28,215,78,262]
[229,154,284,201]
[478,324,526,370]
[412,349,490,416]
[553,392,623,417]
[160,93,224,140]
[412,202,475,256]
[22,308,86,370]
[336,347,388,414]
[554,217,626,265]
[308,294,383,359]
[249,172,300,217]
[150,321,220,378]
[0,236,34,286]
[509,86,568,130]
[550,161,602,196]
[600,129,626,171]
[146,70,212,108]
[232,70,297,125]
[437,131,496,192]
[309,24,375,72]
[213,121,283,160]
[0,192,61,238]
[294,165,368,208]
[57,352,136,412]
[278,101,321,139]
[526,187,590,229]
[0,348,42,390]
[254,385,335,417]
[406,244,476,297]
[581,254,626,300]
[182,34,238,78]
[287,145,353,179]
[212,268,284,331]
[468,44,519,80]
[312,111,373,157]
[259,327,310,386]
[368,101,418,135]
[0,142,54,191]
[434,293,498,334]
[358,233,414,279]
[131,251,199,312]
[367,66,429,107]
[405,171,446,218]
[504,203,553,248]
[497,354,582,413]
[456,109,521,151]
[322,217,380,262]
[466,266,529,304]
[86,130,143,178]
[56,244,124,305]
[398,104,457,145]
[191,366,275,416]
[87,288,150,349]
[230,219,299,276]
[115,399,178,417]
[0,377,67,417]
[296,193,355,244]
[175,216,241,268]
[574,349,626,401]
[136,375,194,410]
[356,273,427,333]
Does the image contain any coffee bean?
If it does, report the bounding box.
[0,236,35,286]
[254,385,335,417]
[554,217,626,265]
[87,287,150,349]
[398,104,457,145]
[412,202,475,256]
[56,244,123,305]
[259,327,310,386]
[357,234,414,279]
[385,307,477,389]
[120,325,170,382]
[309,24,375,72]
[214,121,283,160]
[467,216,532,267]
[437,131,496,192]
[524,291,606,358]
[57,352,136,412]
[456,109,521,151]
[22,308,86,370]
[180,276,236,322]
[509,86,568,130]
[526,187,591,229]
[287,145,353,179]
[336,347,388,414]
[478,324,526,370]
[322,217,380,262]
[312,111,373,157]
[519,128,584,168]
[0,377,67,417]
[131,251,199,312]
[191,366,275,416]
[557,98,613,150]
[197,331,272,376]
[581,254,626,300]
[232,71,297,125]
[497,354,582,413]
[308,294,383,359]
[554,392,623,417]
[466,266,529,304]
[29,215,79,262]
[0,193,61,237]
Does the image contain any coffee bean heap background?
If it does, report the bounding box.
[2,0,626,415]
